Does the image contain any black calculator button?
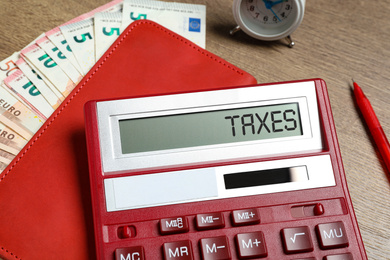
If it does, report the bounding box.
[323,253,353,260]
[163,240,193,260]
[200,236,231,260]
[236,231,267,259]
[316,222,349,249]
[196,212,225,230]
[115,246,145,260]
[231,208,260,226]
[160,216,189,235]
[281,226,314,254]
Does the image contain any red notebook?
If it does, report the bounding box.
[0,20,256,259]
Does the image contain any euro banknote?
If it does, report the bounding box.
[0,149,16,165]
[21,44,76,98]
[3,69,54,120]
[0,84,44,139]
[60,18,96,76]
[94,12,122,60]
[36,36,83,85]
[46,28,84,75]
[16,57,63,109]
[0,52,19,79]
[121,0,206,48]
[0,121,28,155]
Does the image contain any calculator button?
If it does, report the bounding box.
[281,226,313,254]
[316,222,349,249]
[196,212,225,230]
[324,253,353,260]
[160,216,189,235]
[115,246,145,260]
[163,240,193,260]
[232,208,260,226]
[117,225,136,239]
[200,236,231,260]
[236,231,267,259]
[314,203,325,216]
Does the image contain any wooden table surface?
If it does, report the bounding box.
[0,0,389,259]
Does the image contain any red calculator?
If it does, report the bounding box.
[84,79,367,259]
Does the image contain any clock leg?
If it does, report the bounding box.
[286,35,295,48]
[230,25,241,35]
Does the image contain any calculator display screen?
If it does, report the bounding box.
[119,102,302,154]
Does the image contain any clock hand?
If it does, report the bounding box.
[263,0,287,8]
[269,0,287,7]
[270,8,282,21]
[262,0,282,21]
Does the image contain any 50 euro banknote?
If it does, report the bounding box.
[0,84,43,140]
[0,121,28,156]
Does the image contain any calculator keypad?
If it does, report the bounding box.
[115,208,354,259]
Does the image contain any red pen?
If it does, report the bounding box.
[353,80,390,173]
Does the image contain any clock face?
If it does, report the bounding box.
[233,0,304,40]
[244,0,295,26]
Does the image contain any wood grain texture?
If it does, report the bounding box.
[0,0,389,258]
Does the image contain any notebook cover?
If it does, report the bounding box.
[0,20,257,259]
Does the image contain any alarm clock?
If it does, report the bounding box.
[231,0,306,47]
[84,79,367,259]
